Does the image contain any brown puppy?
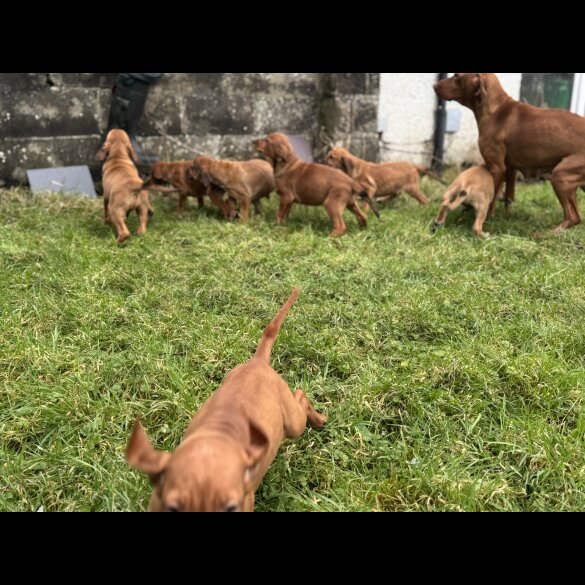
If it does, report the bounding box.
[190,156,275,221]
[254,133,380,237]
[96,129,155,244]
[325,147,441,206]
[126,288,326,512]
[432,165,495,238]
[434,73,585,235]
[143,161,234,219]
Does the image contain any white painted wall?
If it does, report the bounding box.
[378,73,522,166]
[571,73,585,116]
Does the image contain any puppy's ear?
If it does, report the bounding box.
[267,136,291,162]
[340,155,355,177]
[244,421,270,485]
[95,144,109,161]
[186,165,197,181]
[126,419,171,484]
[128,144,141,165]
[473,73,488,103]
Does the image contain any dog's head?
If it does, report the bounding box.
[253,133,294,166]
[95,129,140,164]
[433,73,497,110]
[143,162,169,188]
[324,148,355,176]
[126,418,270,512]
[190,156,215,188]
[253,138,270,161]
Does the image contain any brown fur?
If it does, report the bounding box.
[190,156,275,221]
[254,133,379,237]
[325,147,437,206]
[96,129,155,244]
[432,165,495,238]
[126,289,326,512]
[435,73,585,235]
[143,161,234,219]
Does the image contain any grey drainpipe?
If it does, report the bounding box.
[433,72,449,174]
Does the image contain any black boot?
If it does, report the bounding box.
[103,73,163,164]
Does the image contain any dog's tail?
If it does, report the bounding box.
[254,288,300,363]
[358,190,381,219]
[132,182,179,194]
[416,165,447,186]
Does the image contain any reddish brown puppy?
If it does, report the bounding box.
[325,147,442,206]
[254,133,379,237]
[432,165,495,238]
[126,288,326,512]
[434,73,585,235]
[190,156,275,221]
[96,129,155,244]
[143,161,233,219]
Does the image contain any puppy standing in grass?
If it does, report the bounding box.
[432,165,495,238]
[325,147,443,207]
[126,288,326,512]
[96,129,155,244]
[143,160,234,219]
[190,156,275,221]
[254,133,380,237]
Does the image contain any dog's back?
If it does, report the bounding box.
[98,130,144,195]
[97,129,153,243]
[446,165,494,202]
[240,159,275,197]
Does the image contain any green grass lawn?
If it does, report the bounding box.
[1,177,585,512]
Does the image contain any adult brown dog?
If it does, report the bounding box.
[126,288,326,512]
[431,165,495,238]
[434,73,585,235]
[190,156,275,221]
[324,147,443,206]
[254,133,380,237]
[96,129,155,244]
[143,161,234,219]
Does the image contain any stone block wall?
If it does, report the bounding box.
[0,73,380,186]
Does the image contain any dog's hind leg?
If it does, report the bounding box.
[110,208,131,244]
[432,186,467,233]
[472,197,490,238]
[136,200,150,237]
[406,184,430,206]
[325,196,347,237]
[348,202,368,228]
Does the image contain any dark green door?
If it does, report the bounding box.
[520,73,574,110]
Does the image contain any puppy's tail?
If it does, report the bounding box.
[132,182,179,194]
[254,288,300,363]
[359,190,381,219]
[416,165,447,186]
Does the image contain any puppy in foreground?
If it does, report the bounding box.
[96,129,155,244]
[432,165,495,238]
[126,288,326,512]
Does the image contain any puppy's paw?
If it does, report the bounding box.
[313,412,327,428]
